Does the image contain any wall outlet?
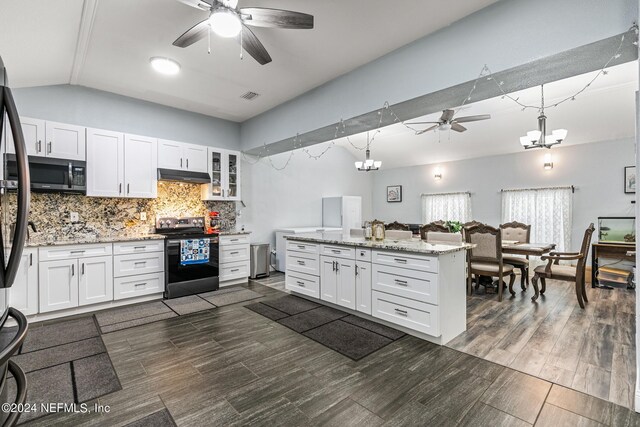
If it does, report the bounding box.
[140,212,147,221]
[70,212,79,222]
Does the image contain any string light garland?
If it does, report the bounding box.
[241,24,637,171]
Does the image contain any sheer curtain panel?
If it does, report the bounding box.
[422,192,472,223]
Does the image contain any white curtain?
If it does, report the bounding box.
[422,192,472,223]
[501,187,573,252]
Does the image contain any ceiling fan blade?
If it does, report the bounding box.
[451,123,467,132]
[240,7,314,29]
[417,125,439,135]
[173,19,210,48]
[441,109,455,122]
[175,0,213,12]
[406,121,440,125]
[454,114,491,123]
[237,24,272,65]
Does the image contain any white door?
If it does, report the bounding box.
[45,121,86,160]
[157,139,184,170]
[184,143,208,173]
[7,249,38,315]
[6,117,45,156]
[39,259,79,313]
[79,256,113,306]
[124,134,157,198]
[355,261,372,315]
[226,151,241,200]
[336,258,356,310]
[86,128,125,197]
[320,256,337,304]
[205,148,225,200]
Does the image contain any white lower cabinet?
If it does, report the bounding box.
[320,256,338,304]
[219,234,250,285]
[79,256,113,306]
[114,272,164,300]
[39,259,79,313]
[8,248,38,315]
[355,260,372,315]
[320,255,356,310]
[112,240,164,300]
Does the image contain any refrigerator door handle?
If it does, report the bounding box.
[1,86,30,289]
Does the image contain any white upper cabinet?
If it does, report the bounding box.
[202,148,241,201]
[124,134,157,198]
[86,128,125,197]
[45,121,86,160]
[158,139,208,173]
[6,117,45,156]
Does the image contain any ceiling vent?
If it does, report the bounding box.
[240,91,260,101]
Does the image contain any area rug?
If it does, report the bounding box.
[246,296,405,361]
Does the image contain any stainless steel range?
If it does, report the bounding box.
[156,217,219,299]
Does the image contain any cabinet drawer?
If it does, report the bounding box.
[220,260,249,281]
[372,264,438,304]
[220,244,250,263]
[114,272,164,300]
[373,250,438,273]
[285,271,320,299]
[286,252,319,276]
[356,248,372,262]
[321,244,355,260]
[372,291,440,336]
[113,240,164,254]
[114,252,164,277]
[39,243,113,261]
[286,240,319,255]
[220,234,250,246]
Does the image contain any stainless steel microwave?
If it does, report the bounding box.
[5,154,86,194]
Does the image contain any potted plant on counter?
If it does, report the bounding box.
[445,221,463,233]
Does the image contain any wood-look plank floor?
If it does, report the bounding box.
[19,272,640,426]
[447,275,637,409]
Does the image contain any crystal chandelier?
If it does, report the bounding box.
[355,132,381,171]
[519,85,567,149]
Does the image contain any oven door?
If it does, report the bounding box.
[165,238,219,298]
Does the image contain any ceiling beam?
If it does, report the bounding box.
[70,0,100,85]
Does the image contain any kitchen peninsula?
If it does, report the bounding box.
[285,232,472,345]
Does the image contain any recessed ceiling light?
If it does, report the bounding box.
[150,57,181,75]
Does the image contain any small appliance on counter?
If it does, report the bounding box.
[156,216,219,299]
[208,211,221,234]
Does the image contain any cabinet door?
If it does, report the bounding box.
[226,150,241,200]
[6,117,45,156]
[320,256,337,304]
[45,121,86,160]
[355,261,372,315]
[336,258,356,310]
[205,148,225,200]
[8,249,38,315]
[124,134,157,198]
[39,259,79,313]
[184,143,208,173]
[79,256,113,306]
[157,139,184,170]
[86,128,125,197]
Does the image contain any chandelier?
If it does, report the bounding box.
[519,85,567,149]
[355,132,381,171]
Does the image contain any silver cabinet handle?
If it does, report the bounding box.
[297,260,305,265]
[134,261,147,265]
[37,140,42,153]
[134,283,146,288]
[394,258,408,264]
[230,251,239,255]
[186,159,189,168]
[332,261,336,271]
[133,246,146,250]
[71,263,75,276]
[119,183,122,194]
[47,141,52,154]
[70,250,85,254]
[355,265,359,276]
[394,308,408,316]
[394,279,408,286]
[127,183,130,194]
[230,239,239,242]
[296,281,305,286]
[231,268,239,272]
[81,263,85,275]
[297,245,305,249]
[331,249,341,254]
[180,158,183,168]
[29,253,32,266]
[336,262,339,272]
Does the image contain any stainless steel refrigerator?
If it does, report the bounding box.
[0,55,31,427]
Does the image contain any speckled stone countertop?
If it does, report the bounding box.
[218,231,252,235]
[25,233,168,247]
[285,232,473,255]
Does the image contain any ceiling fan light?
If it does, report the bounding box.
[373,161,382,168]
[438,123,452,131]
[527,130,542,142]
[149,57,181,75]
[552,129,568,141]
[209,9,242,38]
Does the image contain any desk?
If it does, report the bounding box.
[591,242,635,288]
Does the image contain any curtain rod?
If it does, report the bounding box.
[421,191,472,197]
[500,185,575,193]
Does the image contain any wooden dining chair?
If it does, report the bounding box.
[385,221,410,231]
[531,223,595,308]
[499,221,531,291]
[419,222,449,240]
[464,224,516,302]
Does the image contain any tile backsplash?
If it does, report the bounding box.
[6,182,236,241]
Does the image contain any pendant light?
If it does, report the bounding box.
[355,132,382,171]
[519,85,567,149]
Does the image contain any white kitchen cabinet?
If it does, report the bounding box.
[45,121,86,160]
[158,140,208,173]
[320,255,356,309]
[320,256,338,304]
[219,233,250,285]
[39,259,79,313]
[124,134,157,198]
[355,260,372,315]
[5,117,45,156]
[202,148,241,201]
[8,248,38,315]
[79,256,113,306]
[86,128,125,197]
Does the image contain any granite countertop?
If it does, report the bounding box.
[285,232,473,255]
[218,231,251,235]
[25,233,167,247]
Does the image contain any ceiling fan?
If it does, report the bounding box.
[408,109,491,135]
[173,0,314,65]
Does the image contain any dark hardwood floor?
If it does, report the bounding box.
[20,273,640,426]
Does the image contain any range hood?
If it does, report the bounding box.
[157,168,211,184]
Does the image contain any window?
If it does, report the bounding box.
[422,192,472,223]
[501,187,573,252]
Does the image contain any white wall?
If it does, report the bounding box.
[240,145,373,246]
[371,139,635,251]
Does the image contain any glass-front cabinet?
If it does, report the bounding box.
[202,148,241,201]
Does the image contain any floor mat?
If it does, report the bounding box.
[73,353,122,403]
[200,288,263,307]
[20,317,99,353]
[99,312,178,334]
[261,294,321,315]
[245,303,289,321]
[12,337,105,373]
[340,314,406,340]
[94,301,174,329]
[303,320,395,361]
[124,409,177,427]
[163,295,216,315]
[277,306,348,333]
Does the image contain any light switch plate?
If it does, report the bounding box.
[140,212,147,221]
[70,212,79,222]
